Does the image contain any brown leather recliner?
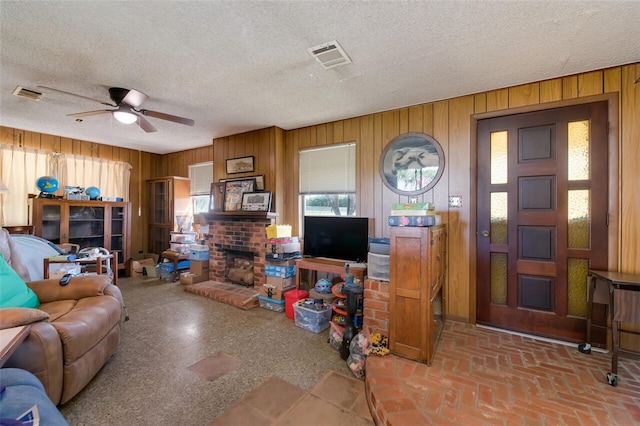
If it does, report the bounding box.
[0,228,125,405]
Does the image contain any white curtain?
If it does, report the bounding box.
[50,153,131,201]
[0,145,131,226]
[0,145,50,226]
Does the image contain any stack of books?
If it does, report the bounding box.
[388,202,439,227]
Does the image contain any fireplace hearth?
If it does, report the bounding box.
[226,250,255,286]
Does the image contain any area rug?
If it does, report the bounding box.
[188,352,242,381]
[183,280,259,309]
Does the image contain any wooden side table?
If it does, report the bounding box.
[583,270,640,386]
[295,258,366,290]
[159,250,190,281]
[43,253,117,285]
[0,325,31,367]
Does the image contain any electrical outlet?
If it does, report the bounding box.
[449,195,462,208]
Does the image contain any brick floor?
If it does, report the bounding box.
[183,280,259,309]
[365,321,640,425]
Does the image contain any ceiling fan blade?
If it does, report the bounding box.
[38,86,115,106]
[140,109,195,126]
[121,89,148,108]
[67,109,113,118]
[136,114,157,133]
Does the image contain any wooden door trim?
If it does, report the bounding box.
[469,92,620,325]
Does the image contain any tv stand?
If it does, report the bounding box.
[295,257,366,289]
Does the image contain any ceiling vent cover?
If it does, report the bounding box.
[12,86,43,101]
[307,40,352,69]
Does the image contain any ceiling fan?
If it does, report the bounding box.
[38,86,195,133]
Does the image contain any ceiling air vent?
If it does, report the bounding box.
[307,40,352,69]
[12,86,43,101]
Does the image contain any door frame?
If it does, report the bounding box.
[468,93,619,324]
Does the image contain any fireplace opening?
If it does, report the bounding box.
[225,250,255,287]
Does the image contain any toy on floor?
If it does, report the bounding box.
[347,331,370,379]
[369,332,390,356]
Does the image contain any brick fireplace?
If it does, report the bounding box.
[205,212,275,289]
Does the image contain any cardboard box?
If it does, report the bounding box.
[126,252,159,277]
[264,264,296,278]
[265,276,295,289]
[130,257,159,277]
[180,272,208,285]
[265,225,292,239]
[190,260,209,276]
[258,284,295,300]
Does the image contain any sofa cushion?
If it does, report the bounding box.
[0,254,39,309]
[0,308,49,329]
[50,296,122,362]
[37,300,79,322]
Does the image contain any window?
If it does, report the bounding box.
[189,162,213,214]
[299,143,356,216]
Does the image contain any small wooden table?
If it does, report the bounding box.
[159,250,190,281]
[43,254,117,285]
[0,325,31,367]
[584,270,640,386]
[295,257,366,290]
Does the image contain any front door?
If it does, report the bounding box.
[477,102,609,343]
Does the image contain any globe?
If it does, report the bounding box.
[85,186,100,200]
[36,176,58,194]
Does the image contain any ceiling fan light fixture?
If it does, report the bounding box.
[113,106,137,124]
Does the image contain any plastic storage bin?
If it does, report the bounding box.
[293,301,332,333]
[284,289,309,319]
[264,264,296,278]
[367,252,390,281]
[257,295,285,312]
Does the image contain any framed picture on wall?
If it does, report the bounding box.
[220,175,264,190]
[241,191,272,212]
[223,178,256,211]
[226,156,255,174]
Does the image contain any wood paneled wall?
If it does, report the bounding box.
[3,63,639,333]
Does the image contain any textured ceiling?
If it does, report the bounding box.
[1,1,639,154]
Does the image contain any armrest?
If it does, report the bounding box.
[0,308,49,329]
[27,274,110,303]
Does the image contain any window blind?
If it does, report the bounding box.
[189,162,213,196]
[299,143,355,194]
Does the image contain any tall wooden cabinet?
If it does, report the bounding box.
[31,199,131,270]
[389,224,447,365]
[147,176,191,255]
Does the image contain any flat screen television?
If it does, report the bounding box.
[302,216,370,262]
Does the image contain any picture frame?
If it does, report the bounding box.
[220,174,265,191]
[223,178,256,211]
[379,132,445,196]
[226,156,255,174]
[241,191,272,212]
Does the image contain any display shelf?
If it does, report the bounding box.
[330,282,363,332]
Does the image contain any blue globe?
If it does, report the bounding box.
[36,176,58,193]
[86,186,100,200]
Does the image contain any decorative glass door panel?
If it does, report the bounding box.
[68,205,105,248]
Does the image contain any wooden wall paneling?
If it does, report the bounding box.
[22,130,40,149]
[284,131,299,233]
[59,137,72,153]
[0,126,13,144]
[562,75,579,99]
[540,78,563,103]
[40,134,59,152]
[474,93,487,114]
[399,107,409,134]
[486,88,509,112]
[298,127,311,149]
[508,83,540,108]
[343,117,359,143]
[620,63,640,274]
[408,105,424,132]
[316,124,327,146]
[381,110,400,237]
[446,96,474,321]
[359,114,375,221]
[272,127,284,223]
[326,122,335,146]
[422,103,434,136]
[578,71,604,97]
[373,113,384,237]
[333,120,343,144]
[604,67,622,94]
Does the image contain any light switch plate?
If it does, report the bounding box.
[449,195,462,208]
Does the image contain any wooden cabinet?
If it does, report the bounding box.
[146,176,191,255]
[389,225,447,365]
[31,199,131,270]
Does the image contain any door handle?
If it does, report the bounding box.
[481,230,490,237]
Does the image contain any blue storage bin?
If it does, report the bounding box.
[158,260,190,273]
[264,264,296,278]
